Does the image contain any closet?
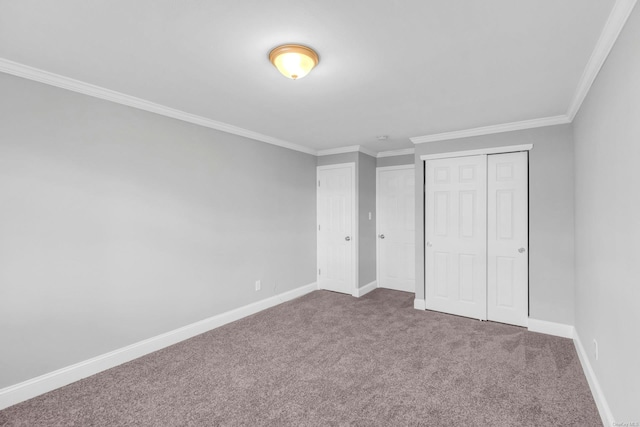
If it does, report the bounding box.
[424,151,528,327]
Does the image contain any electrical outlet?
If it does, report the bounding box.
[255,280,261,291]
[593,339,599,361]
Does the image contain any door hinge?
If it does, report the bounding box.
[318,180,321,187]
[318,224,321,231]
[318,268,321,276]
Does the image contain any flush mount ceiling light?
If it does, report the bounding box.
[269,44,319,80]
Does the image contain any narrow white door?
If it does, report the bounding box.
[425,155,487,320]
[487,152,528,326]
[317,163,356,295]
[377,166,415,293]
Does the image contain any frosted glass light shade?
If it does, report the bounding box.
[269,44,319,80]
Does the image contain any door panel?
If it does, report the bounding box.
[318,164,355,294]
[487,152,528,326]
[425,155,487,320]
[377,166,415,293]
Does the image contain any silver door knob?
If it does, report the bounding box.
[518,247,526,253]
[345,236,351,241]
[379,234,385,239]
[426,242,433,247]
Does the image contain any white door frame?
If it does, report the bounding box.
[424,155,488,320]
[316,162,358,296]
[376,164,415,292]
[419,144,533,323]
[487,151,529,327]
[419,144,533,161]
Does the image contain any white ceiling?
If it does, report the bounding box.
[0,0,618,153]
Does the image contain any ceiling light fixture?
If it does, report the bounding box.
[269,44,319,80]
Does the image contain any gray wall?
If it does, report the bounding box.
[573,5,640,421]
[358,153,376,287]
[316,152,358,166]
[316,152,377,288]
[414,124,575,325]
[0,73,317,388]
[377,154,414,168]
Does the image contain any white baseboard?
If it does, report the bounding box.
[0,282,318,410]
[527,318,574,339]
[377,283,416,294]
[573,329,614,427]
[414,299,426,310]
[528,319,612,425]
[354,281,377,297]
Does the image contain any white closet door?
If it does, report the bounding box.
[317,164,356,295]
[425,155,487,320]
[377,166,415,293]
[487,152,528,326]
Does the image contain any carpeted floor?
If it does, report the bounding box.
[0,289,601,426]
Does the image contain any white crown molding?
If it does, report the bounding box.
[410,115,570,144]
[317,145,360,156]
[3,1,634,155]
[358,146,378,157]
[0,282,318,410]
[567,0,638,121]
[316,145,377,157]
[420,144,533,161]
[0,58,317,156]
[377,148,415,158]
[410,0,637,145]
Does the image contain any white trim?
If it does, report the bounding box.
[376,164,416,294]
[377,148,415,158]
[316,145,377,158]
[410,116,569,144]
[409,0,637,144]
[317,163,358,297]
[573,329,614,427]
[0,282,318,410]
[527,318,574,339]
[353,162,360,292]
[505,318,613,425]
[358,146,377,158]
[317,146,360,156]
[354,281,377,297]
[414,299,426,310]
[567,0,638,120]
[0,58,317,156]
[2,1,635,158]
[420,144,533,161]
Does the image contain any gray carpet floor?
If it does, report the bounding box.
[0,289,600,426]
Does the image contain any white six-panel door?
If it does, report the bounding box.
[487,152,528,326]
[425,155,488,320]
[377,166,415,293]
[317,163,356,295]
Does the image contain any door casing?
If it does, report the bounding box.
[317,163,357,295]
[376,165,416,293]
[487,152,529,327]
[420,144,532,326]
